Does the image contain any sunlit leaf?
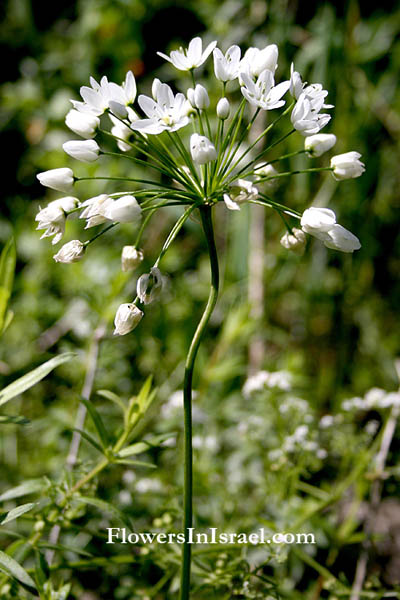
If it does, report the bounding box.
[0,353,76,407]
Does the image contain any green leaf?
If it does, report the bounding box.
[80,398,110,449]
[0,414,30,425]
[0,478,48,502]
[0,353,76,408]
[71,428,105,455]
[96,389,126,414]
[0,237,16,335]
[38,542,93,558]
[34,549,49,593]
[76,496,132,528]
[127,376,157,426]
[0,549,36,591]
[115,459,157,469]
[117,433,175,458]
[1,503,36,525]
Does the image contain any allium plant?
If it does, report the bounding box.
[36,36,365,598]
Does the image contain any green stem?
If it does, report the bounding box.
[179,205,219,600]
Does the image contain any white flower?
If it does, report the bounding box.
[240,69,290,111]
[113,303,144,336]
[37,168,74,193]
[102,195,142,223]
[187,84,209,109]
[223,179,258,211]
[280,228,306,254]
[300,207,337,239]
[53,239,85,263]
[132,83,189,135]
[65,109,99,139]
[36,197,79,245]
[63,140,100,162]
[330,152,365,180]
[291,92,331,136]
[322,224,361,253]
[190,134,217,165]
[289,63,303,99]
[243,370,292,398]
[157,37,217,71]
[216,97,230,120]
[137,267,164,304]
[305,134,337,157]
[240,44,279,79]
[108,101,128,120]
[79,194,113,228]
[213,45,241,81]
[77,72,137,117]
[121,246,144,272]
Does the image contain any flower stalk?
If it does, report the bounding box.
[180,205,219,599]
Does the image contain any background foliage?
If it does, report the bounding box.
[0,0,399,598]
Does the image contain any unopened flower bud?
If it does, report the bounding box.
[109,100,128,119]
[330,152,365,180]
[216,97,230,119]
[187,84,209,109]
[121,246,144,272]
[53,239,85,263]
[114,303,144,336]
[305,134,336,157]
[190,134,217,165]
[280,228,306,254]
[137,267,163,304]
[37,168,74,193]
[65,109,100,139]
[102,195,142,223]
[63,140,100,163]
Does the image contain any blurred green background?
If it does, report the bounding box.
[1,0,400,598]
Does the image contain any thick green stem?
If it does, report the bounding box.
[179,206,219,600]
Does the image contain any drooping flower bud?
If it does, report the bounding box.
[114,303,144,336]
[216,97,230,120]
[330,152,365,180]
[37,168,74,193]
[190,134,217,165]
[53,240,85,263]
[305,134,336,157]
[187,84,210,109]
[322,224,361,253]
[137,267,164,304]
[65,110,100,139]
[121,246,144,272]
[280,228,306,255]
[63,140,100,163]
[300,207,337,239]
[102,195,142,223]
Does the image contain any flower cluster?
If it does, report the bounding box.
[35,37,365,335]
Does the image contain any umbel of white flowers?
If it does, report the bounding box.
[35,36,365,334]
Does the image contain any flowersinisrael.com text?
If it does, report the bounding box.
[106,528,316,545]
